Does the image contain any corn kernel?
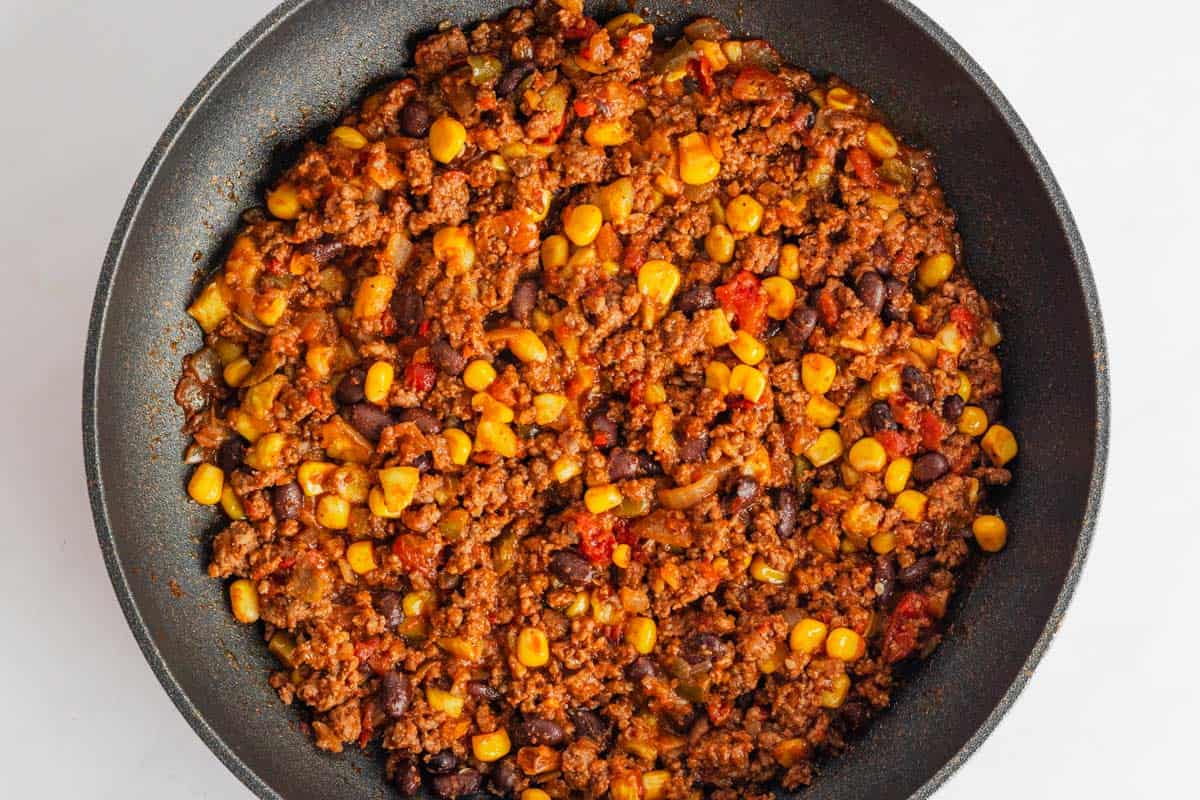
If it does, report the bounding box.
[585,484,622,514]
[433,225,476,270]
[917,253,955,289]
[637,259,681,308]
[305,345,334,377]
[517,626,550,667]
[982,319,1003,347]
[729,364,768,403]
[611,776,640,800]
[981,424,1018,466]
[806,395,841,428]
[378,465,419,512]
[847,437,887,473]
[229,578,260,623]
[472,392,514,424]
[563,204,603,246]
[267,183,301,220]
[820,673,852,708]
[429,116,467,163]
[297,461,334,496]
[472,729,512,762]
[956,371,972,402]
[729,330,766,365]
[778,243,801,280]
[353,274,396,319]
[870,531,897,554]
[330,125,368,149]
[626,616,658,654]
[973,514,1008,552]
[228,409,267,443]
[958,406,988,436]
[522,790,552,800]
[364,360,394,403]
[642,770,670,800]
[693,38,729,71]
[245,431,286,470]
[426,686,464,716]
[243,374,286,419]
[725,194,763,234]
[220,485,245,519]
[475,419,517,457]
[403,590,434,617]
[804,430,844,467]
[910,337,938,365]
[750,556,788,585]
[585,117,633,147]
[552,454,582,482]
[870,367,901,399]
[774,738,811,768]
[895,489,928,522]
[644,382,666,405]
[864,123,899,160]
[188,280,231,332]
[315,494,349,529]
[705,309,737,347]
[762,276,797,320]
[706,361,732,394]
[789,618,828,654]
[267,631,296,666]
[223,356,252,387]
[368,486,402,518]
[438,428,471,467]
[704,224,735,263]
[884,457,912,494]
[613,543,632,568]
[801,353,837,394]
[825,87,856,110]
[826,627,865,661]
[187,463,224,505]
[935,322,965,355]
[590,179,635,228]
[533,393,568,425]
[346,540,377,574]
[541,234,569,269]
[463,360,497,391]
[678,132,721,185]
[509,329,548,363]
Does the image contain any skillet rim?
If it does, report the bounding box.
[81,1,1110,797]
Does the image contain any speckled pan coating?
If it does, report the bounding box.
[82,1,1108,798]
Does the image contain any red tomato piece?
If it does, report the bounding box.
[919,409,946,450]
[688,56,715,96]
[882,592,934,664]
[404,361,436,392]
[950,305,978,338]
[847,147,879,188]
[575,512,615,564]
[875,429,916,459]
[715,271,769,336]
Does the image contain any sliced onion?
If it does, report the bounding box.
[657,470,720,510]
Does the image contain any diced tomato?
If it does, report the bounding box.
[888,392,920,428]
[715,271,770,336]
[391,533,437,577]
[573,98,596,117]
[563,18,600,40]
[628,379,646,406]
[847,147,879,188]
[538,113,569,145]
[919,409,946,451]
[379,309,397,338]
[817,288,840,329]
[882,592,933,664]
[404,361,436,392]
[614,518,636,546]
[950,305,978,338]
[875,429,916,459]
[687,56,715,96]
[622,235,648,272]
[354,637,379,664]
[575,512,615,564]
[731,66,788,102]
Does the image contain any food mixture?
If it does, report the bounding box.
[174,3,1019,798]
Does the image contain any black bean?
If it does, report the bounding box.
[882,301,907,323]
[678,433,709,464]
[437,571,461,592]
[217,438,246,474]
[489,760,519,795]
[942,394,965,421]
[980,396,1002,424]
[509,279,538,323]
[298,237,344,264]
[874,556,895,605]
[467,680,500,704]
[868,401,897,432]
[626,656,660,681]
[495,61,533,97]
[272,482,302,521]
[901,365,933,405]
[568,708,611,741]
[431,769,480,799]
[883,278,905,300]
[425,750,458,775]
[400,100,431,138]
[548,550,597,587]
[377,592,405,629]
[391,289,425,336]
[391,755,422,796]
[587,410,619,450]
[856,270,885,314]
[429,337,466,376]
[912,452,950,483]
[515,716,566,747]
[380,671,411,718]
[607,448,641,481]
[774,488,798,538]
[344,403,393,442]
[898,556,935,586]
[395,407,441,435]
[682,632,727,665]
[410,452,434,472]
[335,367,367,405]
[676,284,717,314]
[786,305,818,345]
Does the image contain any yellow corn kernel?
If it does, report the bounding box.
[825,87,856,110]
[516,626,550,667]
[533,393,568,425]
[564,590,589,617]
[433,225,476,270]
[267,631,296,666]
[439,428,471,466]
[297,461,335,496]
[725,194,764,234]
[884,457,912,494]
[820,673,852,708]
[613,543,632,568]
[750,556,788,585]
[864,123,899,160]
[187,463,224,505]
[955,371,972,402]
[910,337,938,366]
[267,183,301,220]
[463,360,497,391]
[637,259,681,308]
[777,243,801,280]
[958,406,988,436]
[868,191,900,212]
[378,465,419,512]
[704,223,735,263]
[774,738,811,768]
[219,485,245,519]
[429,116,467,163]
[610,776,640,800]
[472,392,514,423]
[642,770,670,800]
[334,463,370,504]
[472,729,512,762]
[801,353,837,394]
[678,132,721,185]
[973,514,1008,552]
[568,245,598,272]
[346,541,377,574]
[762,277,797,320]
[644,382,666,405]
[474,419,517,457]
[597,177,635,224]
[223,356,252,388]
[227,409,267,443]
[706,361,732,394]
[729,330,766,365]
[552,454,582,482]
[243,374,286,419]
[353,274,396,319]
[870,530,897,554]
[805,430,844,467]
[826,627,865,661]
[982,319,1003,347]
[981,424,1018,466]
[509,329,548,363]
[229,578,260,623]
[403,590,434,618]
[364,360,394,403]
[935,322,965,355]
[842,500,884,537]
[917,253,955,289]
[705,309,737,347]
[563,203,603,246]
[522,791,552,800]
[368,486,402,518]
[806,395,841,428]
[585,484,623,514]
[895,489,928,522]
[585,118,633,147]
[870,367,901,399]
[847,437,887,473]
[315,494,350,529]
[330,125,368,149]
[721,39,743,63]
[789,618,828,654]
[626,616,658,654]
[304,345,334,378]
[426,686,464,717]
[693,37,729,71]
[244,432,286,470]
[729,364,768,403]
[541,234,569,269]
[188,280,231,333]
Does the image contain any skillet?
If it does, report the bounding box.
[82,1,1108,797]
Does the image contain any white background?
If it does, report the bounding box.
[0,0,1193,797]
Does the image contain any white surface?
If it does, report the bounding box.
[0,0,1193,796]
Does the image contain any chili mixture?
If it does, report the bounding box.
[175,3,1018,798]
